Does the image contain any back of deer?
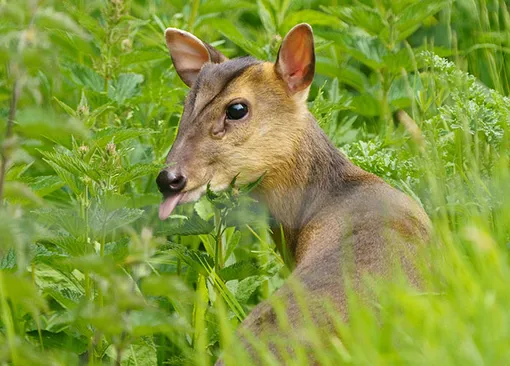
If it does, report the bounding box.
[156,24,431,364]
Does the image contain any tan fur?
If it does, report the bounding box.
[160,25,431,365]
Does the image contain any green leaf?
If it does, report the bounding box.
[108,73,144,104]
[93,127,155,148]
[141,275,192,301]
[392,0,449,41]
[35,8,88,38]
[47,235,91,257]
[34,208,87,238]
[53,97,77,117]
[104,238,130,262]
[33,263,85,310]
[3,181,44,206]
[106,338,159,366]
[67,64,104,93]
[322,5,383,36]
[117,163,161,186]
[0,248,16,270]
[219,260,260,281]
[282,9,345,31]
[89,207,144,236]
[26,330,88,354]
[316,59,369,91]
[129,309,189,337]
[200,19,266,59]
[194,197,215,221]
[257,0,276,35]
[318,30,387,70]
[235,276,266,304]
[1,271,48,315]
[162,243,214,276]
[158,216,214,236]
[224,230,241,263]
[25,176,65,197]
[40,148,101,181]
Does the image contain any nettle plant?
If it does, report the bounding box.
[1,0,510,365]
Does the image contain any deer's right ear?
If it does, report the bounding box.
[165,28,228,87]
[275,24,315,96]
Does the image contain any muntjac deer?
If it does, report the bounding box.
[156,23,430,364]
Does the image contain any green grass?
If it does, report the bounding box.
[1,0,510,365]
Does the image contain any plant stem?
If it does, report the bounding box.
[0,272,19,365]
[0,80,21,202]
[214,210,224,271]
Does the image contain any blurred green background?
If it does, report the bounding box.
[1,0,510,365]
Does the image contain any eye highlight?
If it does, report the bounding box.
[226,103,248,120]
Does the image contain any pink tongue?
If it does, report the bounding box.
[159,193,184,220]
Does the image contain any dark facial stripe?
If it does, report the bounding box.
[186,56,261,119]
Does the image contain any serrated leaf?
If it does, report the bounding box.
[219,260,260,281]
[89,207,144,236]
[104,238,129,262]
[163,243,214,276]
[322,5,383,36]
[43,160,82,195]
[25,330,88,354]
[392,0,449,41]
[46,235,91,257]
[40,149,101,181]
[224,230,241,263]
[67,64,104,93]
[318,30,387,70]
[93,127,154,148]
[282,9,345,31]
[53,97,76,117]
[108,73,144,104]
[235,276,266,304]
[106,338,159,366]
[34,263,84,310]
[34,208,87,237]
[201,19,266,59]
[0,248,16,270]
[194,198,215,221]
[117,163,161,186]
[158,216,214,236]
[26,175,65,197]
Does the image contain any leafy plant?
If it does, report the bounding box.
[1,0,510,365]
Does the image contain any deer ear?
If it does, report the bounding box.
[275,23,315,95]
[165,28,228,87]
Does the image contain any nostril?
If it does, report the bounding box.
[156,170,187,193]
[168,174,186,191]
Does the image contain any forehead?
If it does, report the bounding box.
[186,57,261,111]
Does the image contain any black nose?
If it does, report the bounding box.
[156,170,187,194]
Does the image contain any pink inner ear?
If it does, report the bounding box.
[165,29,212,86]
[166,31,210,72]
[277,25,315,93]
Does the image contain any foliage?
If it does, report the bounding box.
[1,0,510,365]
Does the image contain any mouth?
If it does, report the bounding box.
[158,185,207,221]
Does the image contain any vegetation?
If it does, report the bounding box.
[1,0,509,364]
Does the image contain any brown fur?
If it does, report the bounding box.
[161,25,431,365]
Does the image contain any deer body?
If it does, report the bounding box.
[156,24,430,364]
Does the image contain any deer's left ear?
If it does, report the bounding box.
[275,23,315,95]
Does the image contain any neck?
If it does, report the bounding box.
[258,114,361,254]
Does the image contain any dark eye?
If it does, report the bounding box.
[226,103,248,120]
